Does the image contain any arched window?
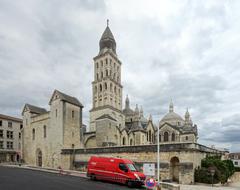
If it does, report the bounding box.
[101,72,103,79]
[149,131,151,142]
[152,133,154,143]
[147,132,149,141]
[164,132,169,142]
[95,86,97,93]
[185,136,188,141]
[106,70,108,76]
[32,128,35,140]
[110,83,113,91]
[96,73,99,80]
[172,133,175,141]
[104,83,107,90]
[130,139,133,145]
[44,125,47,138]
[96,62,99,68]
[100,84,102,92]
[122,137,126,145]
[114,86,116,93]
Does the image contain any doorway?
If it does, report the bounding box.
[170,156,180,182]
[36,149,42,167]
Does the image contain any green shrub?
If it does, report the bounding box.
[194,156,235,184]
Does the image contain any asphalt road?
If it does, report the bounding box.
[0,166,145,190]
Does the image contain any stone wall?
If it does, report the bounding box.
[61,143,223,184]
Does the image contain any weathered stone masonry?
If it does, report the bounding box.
[61,143,223,184]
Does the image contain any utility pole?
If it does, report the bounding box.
[157,121,160,182]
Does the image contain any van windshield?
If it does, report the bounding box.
[127,164,138,172]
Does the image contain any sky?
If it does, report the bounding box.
[0,0,240,152]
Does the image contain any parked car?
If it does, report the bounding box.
[87,156,146,187]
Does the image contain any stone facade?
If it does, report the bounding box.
[0,114,22,162]
[20,21,225,185]
[61,143,223,184]
[22,90,83,168]
[84,23,198,149]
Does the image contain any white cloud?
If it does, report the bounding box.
[0,0,240,152]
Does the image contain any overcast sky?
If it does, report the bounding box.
[0,0,240,152]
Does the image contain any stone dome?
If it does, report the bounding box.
[160,101,184,126]
[160,112,184,126]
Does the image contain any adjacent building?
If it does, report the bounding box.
[229,153,240,168]
[0,114,22,162]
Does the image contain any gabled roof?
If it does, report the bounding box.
[0,114,22,123]
[96,114,117,121]
[49,90,83,107]
[22,104,47,115]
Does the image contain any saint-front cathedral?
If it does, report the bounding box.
[22,22,222,184]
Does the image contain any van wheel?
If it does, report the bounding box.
[90,174,96,181]
[127,180,133,188]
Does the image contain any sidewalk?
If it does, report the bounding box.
[180,183,240,190]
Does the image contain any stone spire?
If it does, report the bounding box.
[140,106,143,117]
[169,99,174,113]
[99,19,116,54]
[149,114,152,121]
[125,95,130,109]
[135,104,139,115]
[185,108,192,126]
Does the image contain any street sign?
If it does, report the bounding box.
[145,178,156,189]
[143,163,155,176]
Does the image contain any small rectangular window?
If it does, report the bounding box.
[72,110,74,118]
[0,141,3,149]
[8,122,12,128]
[7,141,13,149]
[19,132,21,139]
[0,120,2,126]
[235,161,238,165]
[7,131,13,139]
[0,130,3,138]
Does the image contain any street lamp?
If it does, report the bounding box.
[157,121,160,182]
[209,168,215,187]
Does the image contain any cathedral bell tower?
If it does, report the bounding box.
[89,20,124,132]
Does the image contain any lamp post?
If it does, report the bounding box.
[210,168,215,187]
[157,121,160,182]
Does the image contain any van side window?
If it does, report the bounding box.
[119,163,128,172]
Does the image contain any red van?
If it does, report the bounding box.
[87,156,146,187]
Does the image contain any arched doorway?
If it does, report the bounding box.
[36,149,42,167]
[170,156,180,182]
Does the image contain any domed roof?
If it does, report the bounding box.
[160,101,184,126]
[160,112,184,124]
[123,107,135,115]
